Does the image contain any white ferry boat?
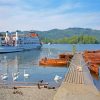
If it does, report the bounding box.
[0,31,42,53]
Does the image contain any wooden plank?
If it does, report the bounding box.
[64,53,93,85]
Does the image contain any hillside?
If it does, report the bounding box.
[0,28,100,43]
[33,28,100,42]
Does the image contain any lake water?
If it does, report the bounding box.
[0,44,100,89]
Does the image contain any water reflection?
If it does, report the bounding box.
[0,47,67,86]
[92,66,100,91]
[0,44,100,89]
[0,50,41,83]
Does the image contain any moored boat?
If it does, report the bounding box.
[59,53,73,60]
[83,50,100,75]
[39,57,68,66]
[0,31,42,53]
[88,64,99,75]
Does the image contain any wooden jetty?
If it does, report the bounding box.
[54,53,100,100]
[64,53,94,85]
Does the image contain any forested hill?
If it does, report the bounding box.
[33,28,100,42]
[0,28,100,43]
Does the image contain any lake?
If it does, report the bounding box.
[0,44,100,89]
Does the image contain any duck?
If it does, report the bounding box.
[39,80,43,83]
[54,75,62,81]
[24,70,29,78]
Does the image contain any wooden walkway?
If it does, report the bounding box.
[64,53,94,85]
[54,53,100,100]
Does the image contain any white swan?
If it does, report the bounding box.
[13,75,18,81]
[24,70,29,78]
[14,72,19,77]
[54,75,62,81]
[12,73,18,81]
[1,73,8,80]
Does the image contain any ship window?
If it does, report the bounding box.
[1,38,5,40]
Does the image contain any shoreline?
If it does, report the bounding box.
[0,84,58,100]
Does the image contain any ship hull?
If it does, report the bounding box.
[0,44,41,53]
[0,44,42,53]
[0,46,23,53]
[22,44,42,50]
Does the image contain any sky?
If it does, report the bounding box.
[0,0,100,31]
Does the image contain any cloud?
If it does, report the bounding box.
[1,11,100,31]
[0,0,100,31]
[0,1,81,20]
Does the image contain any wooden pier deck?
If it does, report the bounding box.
[64,53,94,85]
[54,53,100,100]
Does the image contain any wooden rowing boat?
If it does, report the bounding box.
[83,50,100,75]
[39,58,68,66]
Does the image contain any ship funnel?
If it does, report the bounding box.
[6,31,9,37]
[16,31,18,40]
[15,31,18,46]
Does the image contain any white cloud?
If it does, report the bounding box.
[0,0,100,31]
[0,11,100,31]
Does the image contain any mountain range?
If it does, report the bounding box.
[31,28,100,42]
[0,28,100,42]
